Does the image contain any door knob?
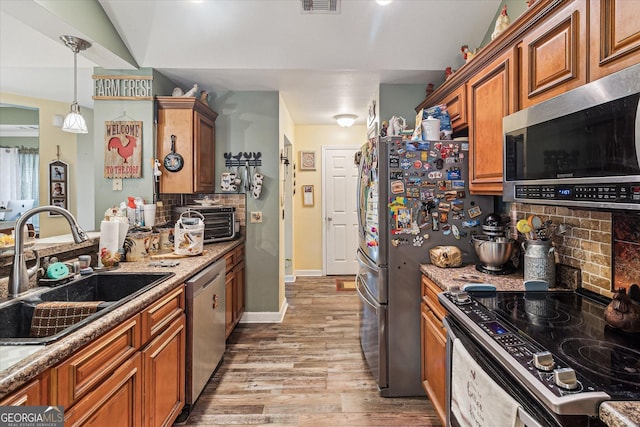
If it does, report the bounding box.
[327,217,333,221]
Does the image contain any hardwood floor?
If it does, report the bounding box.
[182,276,440,426]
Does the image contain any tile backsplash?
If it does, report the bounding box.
[509,203,613,298]
[156,193,246,226]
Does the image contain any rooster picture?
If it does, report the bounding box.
[108,135,137,163]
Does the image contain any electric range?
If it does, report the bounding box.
[439,289,640,418]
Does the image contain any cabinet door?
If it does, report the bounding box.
[234,260,245,322]
[193,111,215,193]
[225,272,235,338]
[142,314,186,427]
[55,315,141,409]
[589,0,640,81]
[0,377,45,406]
[64,352,142,427]
[520,0,587,108]
[423,307,447,427]
[467,48,516,195]
[157,107,194,194]
[441,85,468,132]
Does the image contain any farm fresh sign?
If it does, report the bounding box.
[93,75,153,100]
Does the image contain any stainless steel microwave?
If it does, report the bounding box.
[503,63,640,210]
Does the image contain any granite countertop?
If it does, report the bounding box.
[0,238,243,399]
[420,263,640,427]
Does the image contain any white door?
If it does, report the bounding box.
[323,147,359,275]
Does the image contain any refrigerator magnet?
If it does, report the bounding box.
[391,180,405,194]
[468,205,482,218]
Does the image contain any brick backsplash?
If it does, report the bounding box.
[156,193,246,226]
[509,203,613,298]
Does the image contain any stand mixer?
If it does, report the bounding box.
[471,213,517,275]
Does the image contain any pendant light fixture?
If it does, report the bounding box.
[60,35,91,134]
[334,114,357,127]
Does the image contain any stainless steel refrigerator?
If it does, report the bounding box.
[356,135,493,397]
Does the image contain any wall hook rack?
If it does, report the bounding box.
[224,151,262,168]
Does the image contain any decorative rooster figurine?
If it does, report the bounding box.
[491,5,510,40]
[605,288,640,333]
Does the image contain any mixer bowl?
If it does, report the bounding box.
[472,235,515,267]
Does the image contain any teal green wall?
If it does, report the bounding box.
[0,106,38,124]
[379,84,427,131]
[210,91,280,313]
[91,68,162,228]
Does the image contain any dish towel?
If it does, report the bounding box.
[451,338,522,427]
[30,301,104,338]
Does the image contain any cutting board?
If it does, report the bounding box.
[150,250,207,260]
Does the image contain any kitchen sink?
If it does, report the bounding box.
[0,272,174,345]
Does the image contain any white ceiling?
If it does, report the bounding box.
[0,0,501,126]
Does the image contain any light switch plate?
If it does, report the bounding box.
[112,178,123,191]
[250,211,262,223]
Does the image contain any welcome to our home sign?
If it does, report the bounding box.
[93,75,153,100]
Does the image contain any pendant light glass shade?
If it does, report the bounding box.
[62,102,88,133]
[334,114,357,127]
[60,35,91,135]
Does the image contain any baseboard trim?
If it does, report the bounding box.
[285,275,296,283]
[294,269,323,276]
[240,298,288,323]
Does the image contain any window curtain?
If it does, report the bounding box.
[0,147,39,230]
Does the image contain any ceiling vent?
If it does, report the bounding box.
[301,0,340,14]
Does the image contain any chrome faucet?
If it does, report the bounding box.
[8,205,88,297]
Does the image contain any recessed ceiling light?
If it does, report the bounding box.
[376,0,392,5]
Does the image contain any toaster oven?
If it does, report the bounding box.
[172,205,237,243]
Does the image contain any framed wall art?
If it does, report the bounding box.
[302,185,314,206]
[48,160,69,215]
[299,150,316,171]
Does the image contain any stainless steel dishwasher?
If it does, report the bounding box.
[184,258,226,410]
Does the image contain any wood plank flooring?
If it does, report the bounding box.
[182,276,440,426]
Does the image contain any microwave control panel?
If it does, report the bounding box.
[514,183,640,203]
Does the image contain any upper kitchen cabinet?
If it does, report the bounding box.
[519,0,587,108]
[467,48,517,195]
[440,85,468,132]
[156,97,218,194]
[589,0,640,81]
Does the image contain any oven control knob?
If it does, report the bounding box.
[554,368,579,390]
[533,351,555,371]
[456,291,471,304]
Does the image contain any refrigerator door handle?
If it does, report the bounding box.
[356,275,380,310]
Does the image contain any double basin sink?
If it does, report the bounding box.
[0,272,174,345]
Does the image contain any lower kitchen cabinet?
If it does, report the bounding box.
[142,314,186,427]
[0,374,48,406]
[225,244,245,338]
[63,353,143,427]
[421,275,447,426]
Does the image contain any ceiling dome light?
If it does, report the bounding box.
[60,35,91,134]
[376,0,392,5]
[334,114,357,127]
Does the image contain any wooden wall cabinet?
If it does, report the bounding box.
[156,97,218,194]
[441,85,468,132]
[467,48,516,195]
[520,0,587,108]
[225,244,246,338]
[589,0,640,81]
[420,275,447,427]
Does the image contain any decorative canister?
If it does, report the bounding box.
[522,239,555,287]
[124,227,152,262]
[154,225,174,254]
[422,115,441,141]
[174,210,205,256]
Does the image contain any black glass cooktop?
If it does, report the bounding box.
[473,290,640,400]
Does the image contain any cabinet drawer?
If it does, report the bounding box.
[55,315,141,409]
[421,275,447,321]
[141,285,185,344]
[224,250,236,273]
[234,244,244,262]
[0,375,46,406]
